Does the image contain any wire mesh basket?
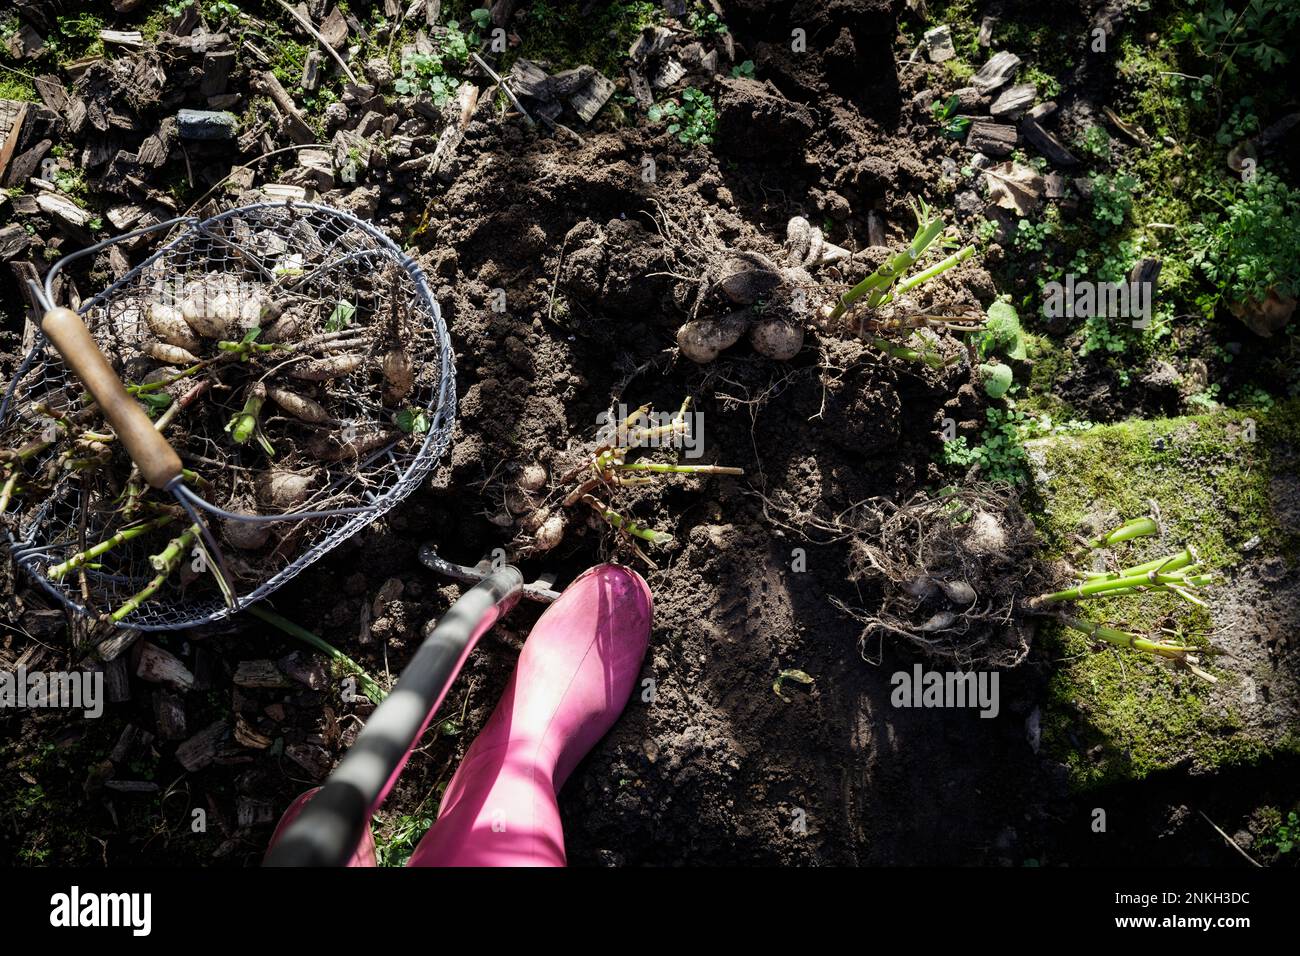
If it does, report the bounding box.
[1,201,456,630]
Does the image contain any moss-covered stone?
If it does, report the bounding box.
[1028,399,1300,789]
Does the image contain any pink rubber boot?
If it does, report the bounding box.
[408,564,652,867]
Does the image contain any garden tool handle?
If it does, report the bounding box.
[264,566,524,867]
[41,308,183,490]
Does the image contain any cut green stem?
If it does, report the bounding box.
[247,604,387,704]
[49,514,176,581]
[1059,615,1200,658]
[586,498,672,545]
[1083,548,1194,581]
[0,472,16,513]
[883,245,975,306]
[227,383,273,453]
[616,462,744,476]
[1036,567,1210,604]
[827,199,947,322]
[111,524,198,622]
[868,336,954,368]
[1088,516,1158,548]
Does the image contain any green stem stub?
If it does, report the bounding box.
[1089,516,1158,549]
[111,524,199,622]
[600,507,673,545]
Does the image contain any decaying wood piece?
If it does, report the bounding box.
[953,86,987,111]
[105,202,146,230]
[0,223,30,261]
[320,6,349,47]
[639,24,676,60]
[6,23,45,59]
[33,75,67,111]
[200,49,238,98]
[971,51,1020,94]
[277,652,329,690]
[36,192,91,229]
[296,147,334,189]
[0,100,30,183]
[135,642,195,690]
[110,724,153,763]
[176,720,228,772]
[1129,257,1162,298]
[107,242,130,279]
[489,0,517,26]
[1021,116,1079,166]
[9,261,44,315]
[966,120,1017,157]
[100,30,145,48]
[104,655,131,703]
[233,659,292,688]
[428,82,480,177]
[260,182,313,202]
[1028,100,1057,121]
[652,58,686,90]
[153,690,188,740]
[285,742,332,778]
[234,715,274,749]
[258,71,315,144]
[302,49,324,91]
[627,67,653,109]
[508,58,550,99]
[923,25,956,62]
[237,796,275,827]
[571,72,615,123]
[136,116,176,165]
[990,83,1037,119]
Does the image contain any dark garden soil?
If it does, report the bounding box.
[1,0,1296,867]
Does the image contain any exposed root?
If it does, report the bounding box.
[761,481,1044,668]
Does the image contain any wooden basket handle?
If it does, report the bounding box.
[41,308,183,490]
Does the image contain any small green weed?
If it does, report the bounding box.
[1089,172,1139,230]
[941,406,1034,484]
[730,59,754,79]
[1215,97,1260,145]
[931,94,971,139]
[1074,125,1111,162]
[1189,170,1300,311]
[1257,809,1298,856]
[688,5,728,35]
[1176,0,1300,77]
[649,87,717,145]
